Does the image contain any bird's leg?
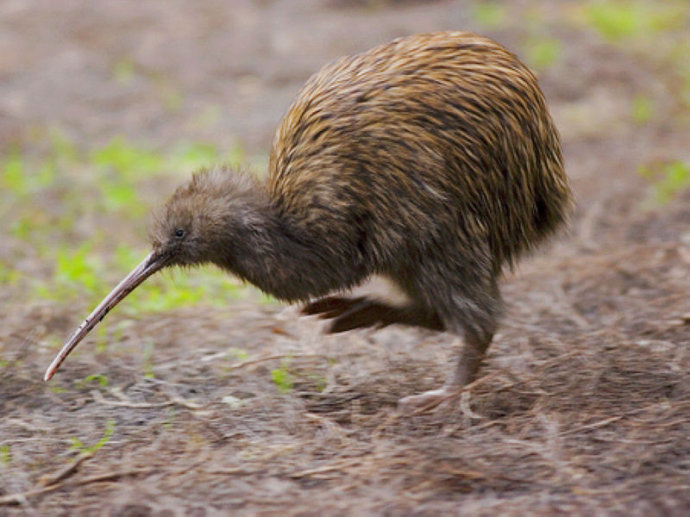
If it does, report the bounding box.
[397,328,493,411]
[395,260,501,412]
[449,326,494,387]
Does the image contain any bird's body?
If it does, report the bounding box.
[46,31,572,408]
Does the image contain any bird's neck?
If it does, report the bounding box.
[212,191,356,302]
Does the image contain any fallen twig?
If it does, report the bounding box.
[203,468,258,476]
[91,388,204,410]
[290,458,364,479]
[155,351,327,372]
[69,468,155,486]
[91,389,173,409]
[38,451,94,487]
[226,353,328,371]
[561,415,624,436]
[0,466,154,506]
[0,484,62,506]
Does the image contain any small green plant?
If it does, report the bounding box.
[95,323,109,354]
[10,215,34,240]
[163,407,176,430]
[169,141,247,174]
[227,348,249,361]
[91,137,164,179]
[271,361,293,393]
[113,59,136,86]
[640,160,690,205]
[471,2,508,28]
[631,94,654,124]
[582,0,683,42]
[113,245,243,312]
[35,243,109,304]
[98,179,142,214]
[171,142,220,171]
[0,444,10,466]
[56,244,104,293]
[162,87,183,114]
[142,340,155,379]
[1,151,28,195]
[73,373,109,390]
[258,293,278,305]
[0,261,19,286]
[68,419,115,454]
[48,128,79,164]
[193,105,222,129]
[50,385,68,394]
[5,131,258,313]
[308,373,327,393]
[524,36,562,70]
[83,374,109,388]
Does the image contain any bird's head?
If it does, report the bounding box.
[149,167,264,268]
[44,167,262,381]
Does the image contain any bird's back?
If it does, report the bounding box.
[268,31,571,274]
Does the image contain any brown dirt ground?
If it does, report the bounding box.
[1,1,689,515]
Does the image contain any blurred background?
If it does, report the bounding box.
[1,1,689,514]
[1,0,689,313]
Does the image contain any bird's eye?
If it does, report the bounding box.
[174,228,185,239]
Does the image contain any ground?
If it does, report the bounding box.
[1,1,689,515]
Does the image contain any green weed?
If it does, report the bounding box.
[631,95,654,124]
[50,385,68,394]
[10,215,33,240]
[471,2,508,28]
[91,137,164,179]
[5,132,261,313]
[68,419,115,454]
[163,407,176,430]
[84,374,109,387]
[524,36,562,70]
[37,243,245,315]
[193,105,222,129]
[162,87,183,114]
[171,142,221,171]
[94,320,110,353]
[0,445,10,466]
[99,180,142,213]
[74,373,109,389]
[113,59,136,86]
[1,151,28,195]
[258,293,278,305]
[2,138,63,199]
[142,340,155,378]
[48,129,79,164]
[271,361,293,393]
[582,1,684,42]
[170,141,247,173]
[0,261,19,286]
[308,373,327,393]
[227,348,249,361]
[640,160,690,205]
[49,243,107,300]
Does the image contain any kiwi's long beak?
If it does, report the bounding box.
[44,251,167,381]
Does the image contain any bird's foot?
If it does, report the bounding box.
[397,387,460,413]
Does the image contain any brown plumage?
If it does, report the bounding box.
[45,31,572,408]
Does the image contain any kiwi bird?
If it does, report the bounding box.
[45,31,572,409]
